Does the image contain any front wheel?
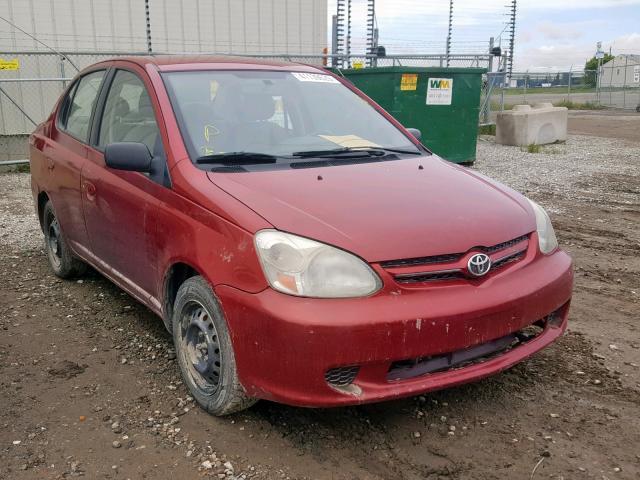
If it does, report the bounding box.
[172,276,257,416]
[42,201,87,278]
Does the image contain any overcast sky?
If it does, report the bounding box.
[327,0,640,71]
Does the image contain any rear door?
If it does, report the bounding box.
[43,70,106,253]
[82,67,168,304]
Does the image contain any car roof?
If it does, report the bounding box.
[94,55,327,73]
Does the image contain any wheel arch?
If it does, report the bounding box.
[37,190,51,232]
[162,261,203,331]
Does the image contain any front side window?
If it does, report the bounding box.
[98,70,161,154]
[61,70,105,142]
[163,70,420,166]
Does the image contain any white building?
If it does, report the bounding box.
[0,0,328,137]
[600,54,640,88]
[2,0,328,55]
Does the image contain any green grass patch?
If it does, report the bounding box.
[553,99,603,110]
[489,101,515,111]
[503,86,596,95]
[490,99,604,112]
[525,143,541,154]
[478,124,496,135]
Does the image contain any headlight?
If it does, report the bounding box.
[527,199,558,254]
[254,230,382,298]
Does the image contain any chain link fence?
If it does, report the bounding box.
[479,65,640,125]
[6,51,638,162]
[597,58,640,111]
[0,50,490,161]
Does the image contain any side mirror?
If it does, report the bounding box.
[406,128,422,141]
[104,142,152,172]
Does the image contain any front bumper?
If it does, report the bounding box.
[216,249,573,407]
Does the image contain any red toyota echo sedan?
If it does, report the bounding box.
[29,56,573,415]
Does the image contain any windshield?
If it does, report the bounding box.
[163,70,421,164]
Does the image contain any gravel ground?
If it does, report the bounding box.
[1,132,639,480]
[476,134,640,213]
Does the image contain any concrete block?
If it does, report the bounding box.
[496,103,568,146]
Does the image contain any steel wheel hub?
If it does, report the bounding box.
[179,301,222,393]
[47,218,62,267]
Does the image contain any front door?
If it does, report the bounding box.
[82,69,166,302]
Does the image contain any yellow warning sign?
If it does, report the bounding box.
[0,58,20,71]
[352,61,364,70]
[400,73,418,91]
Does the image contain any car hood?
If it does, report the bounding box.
[206,156,535,262]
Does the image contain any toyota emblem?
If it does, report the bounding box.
[467,253,491,277]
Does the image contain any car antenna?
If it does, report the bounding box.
[0,15,80,72]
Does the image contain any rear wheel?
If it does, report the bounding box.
[42,201,87,278]
[172,276,257,416]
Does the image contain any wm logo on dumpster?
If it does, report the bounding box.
[429,79,450,89]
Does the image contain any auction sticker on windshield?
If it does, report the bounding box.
[292,72,340,83]
[426,78,453,105]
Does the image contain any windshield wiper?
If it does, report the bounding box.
[292,146,422,158]
[195,152,280,165]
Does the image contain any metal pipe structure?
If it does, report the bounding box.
[366,0,376,67]
[346,0,352,62]
[445,0,453,67]
[335,0,346,68]
[507,0,517,81]
[144,0,153,54]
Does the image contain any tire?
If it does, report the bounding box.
[172,276,257,416]
[42,201,87,279]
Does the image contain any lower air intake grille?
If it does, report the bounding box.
[325,366,360,387]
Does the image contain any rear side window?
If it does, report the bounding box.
[60,70,105,142]
[98,70,160,154]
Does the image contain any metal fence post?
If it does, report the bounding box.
[59,56,67,90]
[144,0,153,54]
[623,56,627,109]
[596,63,601,104]
[609,59,614,106]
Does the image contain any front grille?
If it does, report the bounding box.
[482,234,529,253]
[395,270,464,284]
[382,234,530,285]
[380,253,463,269]
[387,320,546,381]
[325,365,360,387]
[492,250,526,270]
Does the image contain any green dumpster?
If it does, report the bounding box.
[337,67,485,164]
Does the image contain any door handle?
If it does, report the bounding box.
[84,181,96,200]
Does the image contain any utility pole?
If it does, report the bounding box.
[595,41,604,103]
[366,0,376,67]
[445,0,453,67]
[331,15,339,65]
[507,0,517,82]
[488,37,495,73]
[335,0,346,67]
[346,0,352,64]
[144,0,153,54]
